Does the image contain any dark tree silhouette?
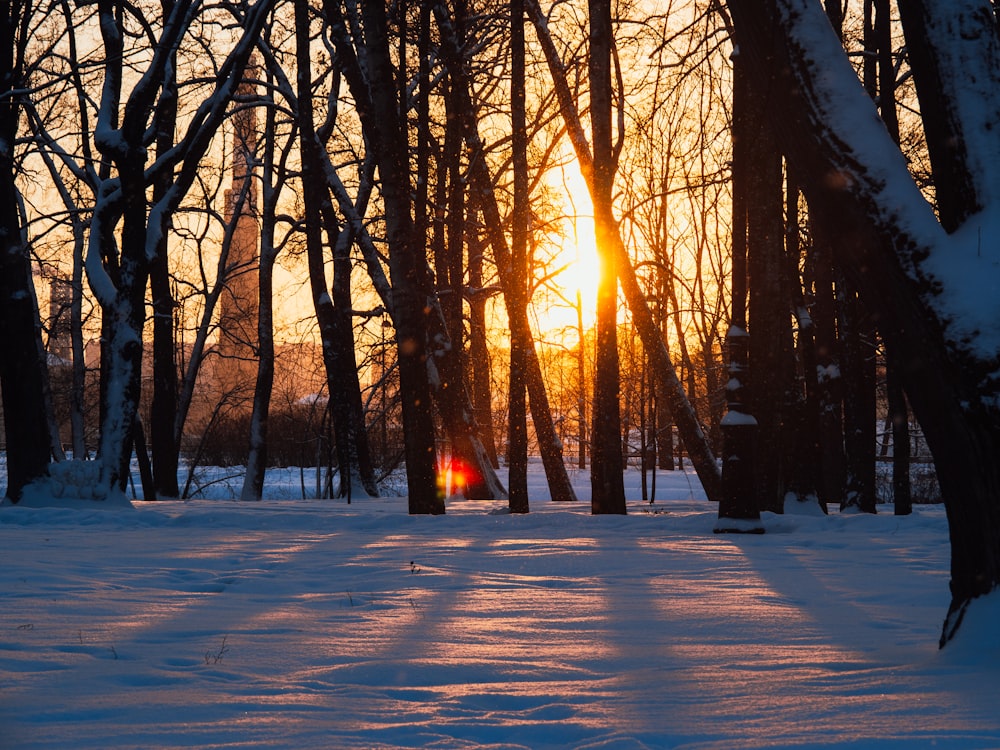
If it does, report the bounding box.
[728,0,1000,645]
[0,0,51,500]
[588,0,627,515]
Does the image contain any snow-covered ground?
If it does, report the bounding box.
[2,464,998,749]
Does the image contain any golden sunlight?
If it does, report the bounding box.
[530,162,601,339]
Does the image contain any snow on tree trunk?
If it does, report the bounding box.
[728,0,1000,645]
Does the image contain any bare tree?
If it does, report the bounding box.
[84,0,274,495]
[323,0,505,504]
[526,0,722,503]
[358,1,442,513]
[434,0,578,503]
[241,29,299,501]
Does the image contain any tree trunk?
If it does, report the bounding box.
[133,416,154,500]
[241,83,280,502]
[361,1,442,514]
[508,0,530,513]
[886,353,912,515]
[297,0,345,498]
[588,0,626,515]
[330,215,379,498]
[0,100,51,499]
[525,0,722,503]
[149,0,179,499]
[717,49,762,530]
[746,56,793,514]
[807,232,846,506]
[435,2,577,503]
[874,0,907,517]
[833,0,878,515]
[874,0,899,144]
[655,293,675,471]
[785,166,825,511]
[467,220,500,469]
[149,228,177,497]
[70,215,87,460]
[240,249,275,502]
[838,281,877,513]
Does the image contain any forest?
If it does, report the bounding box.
[1,0,1000,647]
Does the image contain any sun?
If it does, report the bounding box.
[560,216,601,316]
[530,219,600,339]
[529,162,601,339]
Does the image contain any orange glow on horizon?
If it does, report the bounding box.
[530,160,601,339]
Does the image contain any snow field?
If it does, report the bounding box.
[1,467,998,749]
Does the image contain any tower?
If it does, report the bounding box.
[217,65,261,402]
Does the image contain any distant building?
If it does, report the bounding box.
[12,65,338,464]
[216,64,261,406]
[47,276,73,364]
